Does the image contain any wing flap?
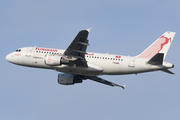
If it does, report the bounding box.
[78,41,90,46]
[72,49,87,54]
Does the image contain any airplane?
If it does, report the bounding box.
[6,28,175,89]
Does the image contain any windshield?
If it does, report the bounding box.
[15,49,21,52]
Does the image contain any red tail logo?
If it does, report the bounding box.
[138,35,171,59]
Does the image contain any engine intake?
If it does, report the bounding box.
[44,55,69,66]
[58,74,82,85]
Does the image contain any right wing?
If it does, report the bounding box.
[87,76,126,89]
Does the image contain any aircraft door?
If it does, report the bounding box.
[128,57,136,68]
[26,47,33,57]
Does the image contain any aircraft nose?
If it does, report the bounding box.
[6,53,12,62]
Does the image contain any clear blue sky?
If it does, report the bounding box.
[1,0,180,120]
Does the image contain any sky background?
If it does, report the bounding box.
[0,0,180,120]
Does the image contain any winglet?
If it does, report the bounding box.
[86,28,92,32]
[114,84,126,89]
[121,85,126,89]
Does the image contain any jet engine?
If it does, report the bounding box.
[44,55,69,66]
[57,74,83,85]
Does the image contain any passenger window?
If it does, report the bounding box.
[113,58,115,60]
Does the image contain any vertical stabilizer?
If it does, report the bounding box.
[138,32,175,60]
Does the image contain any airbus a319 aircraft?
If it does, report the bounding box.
[6,28,175,89]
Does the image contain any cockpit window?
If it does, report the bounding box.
[15,49,21,52]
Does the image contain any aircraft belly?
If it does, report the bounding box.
[14,56,51,69]
[102,65,123,75]
[88,60,123,75]
[54,64,103,76]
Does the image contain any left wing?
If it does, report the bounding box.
[63,28,91,67]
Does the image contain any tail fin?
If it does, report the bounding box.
[137,32,176,60]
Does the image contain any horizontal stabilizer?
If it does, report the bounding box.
[147,53,164,65]
[161,69,175,74]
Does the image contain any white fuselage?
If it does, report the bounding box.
[6,47,173,76]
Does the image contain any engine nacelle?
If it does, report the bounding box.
[57,74,82,85]
[44,55,69,66]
